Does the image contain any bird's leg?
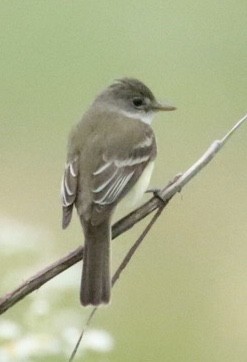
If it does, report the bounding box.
[146,173,183,203]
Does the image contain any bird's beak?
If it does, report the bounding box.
[152,100,176,112]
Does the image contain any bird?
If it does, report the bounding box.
[61,78,176,306]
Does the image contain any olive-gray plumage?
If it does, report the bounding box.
[61,78,176,306]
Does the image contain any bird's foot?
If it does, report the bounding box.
[146,173,183,203]
[145,188,166,203]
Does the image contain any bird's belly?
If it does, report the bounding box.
[124,161,154,207]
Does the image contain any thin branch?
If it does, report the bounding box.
[0,113,246,316]
[158,113,247,201]
[69,307,97,362]
[111,205,166,287]
[221,113,247,144]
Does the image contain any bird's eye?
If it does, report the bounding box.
[132,97,144,107]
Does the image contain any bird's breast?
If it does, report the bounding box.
[124,161,154,207]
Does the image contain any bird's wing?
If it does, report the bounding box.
[61,155,79,229]
[61,124,157,227]
[92,133,156,209]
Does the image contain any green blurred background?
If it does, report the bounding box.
[0,1,246,361]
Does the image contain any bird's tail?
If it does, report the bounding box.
[80,219,111,306]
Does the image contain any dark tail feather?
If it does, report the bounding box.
[62,205,73,229]
[80,219,111,306]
